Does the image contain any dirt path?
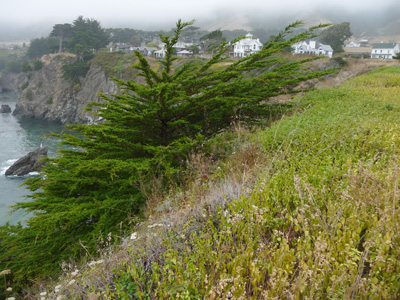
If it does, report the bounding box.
[315,58,399,88]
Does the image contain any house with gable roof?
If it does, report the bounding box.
[154,49,166,58]
[371,43,399,59]
[231,33,263,58]
[345,41,361,48]
[292,40,334,58]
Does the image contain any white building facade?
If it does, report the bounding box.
[232,33,263,58]
[371,43,399,59]
[345,41,361,48]
[292,40,334,58]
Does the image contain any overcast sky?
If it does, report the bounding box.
[2,0,399,28]
[0,0,399,41]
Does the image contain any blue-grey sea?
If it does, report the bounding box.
[0,92,63,225]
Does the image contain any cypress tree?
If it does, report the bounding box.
[0,20,335,284]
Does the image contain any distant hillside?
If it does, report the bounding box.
[203,4,400,42]
[377,19,400,36]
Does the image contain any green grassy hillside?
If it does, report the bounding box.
[16,66,400,299]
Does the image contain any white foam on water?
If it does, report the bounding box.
[27,171,39,176]
[1,159,17,175]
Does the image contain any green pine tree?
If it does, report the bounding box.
[0,20,335,285]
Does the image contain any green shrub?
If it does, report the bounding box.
[22,61,33,72]
[19,81,29,91]
[62,58,90,83]
[73,82,82,93]
[331,56,348,67]
[25,88,33,100]
[46,96,53,104]
[32,59,43,70]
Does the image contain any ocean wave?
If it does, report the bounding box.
[1,159,17,175]
[1,159,40,177]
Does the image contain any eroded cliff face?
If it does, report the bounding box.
[12,53,119,124]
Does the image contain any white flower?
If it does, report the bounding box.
[56,296,64,300]
[130,232,137,240]
[88,259,104,266]
[71,269,80,276]
[148,223,163,228]
[6,287,12,292]
[54,284,62,293]
[68,279,76,286]
[6,297,16,300]
[40,292,47,296]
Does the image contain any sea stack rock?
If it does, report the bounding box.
[0,104,11,113]
[5,147,48,176]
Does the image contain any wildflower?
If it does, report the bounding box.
[71,269,80,276]
[88,259,104,266]
[68,279,76,286]
[40,292,47,296]
[55,285,62,293]
[148,223,163,228]
[6,287,12,292]
[6,297,16,300]
[57,296,64,300]
[130,232,137,240]
[136,223,140,226]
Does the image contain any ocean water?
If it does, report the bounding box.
[0,92,63,225]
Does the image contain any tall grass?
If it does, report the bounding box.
[27,66,400,299]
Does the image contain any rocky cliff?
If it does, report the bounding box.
[12,53,120,124]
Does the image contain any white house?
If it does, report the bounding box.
[292,40,334,58]
[345,41,361,48]
[176,50,193,57]
[173,41,193,52]
[371,43,399,59]
[154,49,166,58]
[232,33,263,58]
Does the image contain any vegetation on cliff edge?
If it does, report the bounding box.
[38,65,400,300]
[0,20,333,293]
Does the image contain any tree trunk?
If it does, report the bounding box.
[59,34,64,53]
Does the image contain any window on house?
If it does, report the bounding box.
[380,50,382,53]
[375,50,377,53]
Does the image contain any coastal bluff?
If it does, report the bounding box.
[12,53,119,124]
